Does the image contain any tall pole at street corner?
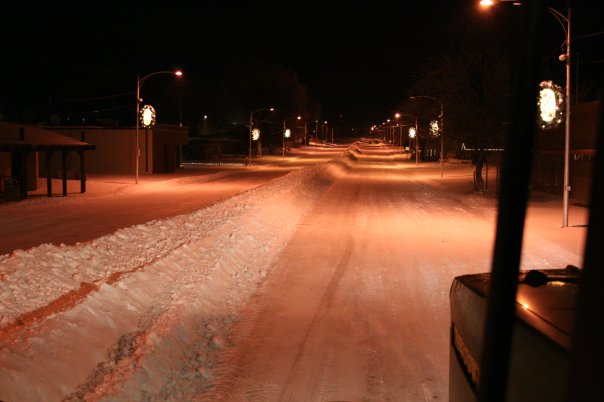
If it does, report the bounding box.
[282,119,286,158]
[479,1,572,225]
[282,115,301,158]
[134,70,182,184]
[249,111,253,166]
[415,118,419,166]
[440,100,445,178]
[561,7,571,227]
[399,125,402,153]
[135,75,140,184]
[248,107,274,166]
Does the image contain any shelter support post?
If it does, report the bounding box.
[79,150,86,193]
[61,150,67,197]
[46,151,53,197]
[17,128,28,200]
[19,151,28,200]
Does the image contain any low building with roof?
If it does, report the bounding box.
[49,124,188,176]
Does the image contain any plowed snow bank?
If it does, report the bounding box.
[0,161,344,401]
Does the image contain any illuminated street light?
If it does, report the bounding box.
[480,0,572,226]
[479,0,522,6]
[408,119,419,165]
[538,80,564,128]
[430,120,440,136]
[135,70,183,184]
[249,107,275,166]
[395,112,416,154]
[282,116,301,158]
[385,119,395,148]
[393,113,403,151]
[139,105,156,128]
[381,117,402,149]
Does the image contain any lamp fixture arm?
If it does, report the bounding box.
[547,6,569,39]
[138,71,179,87]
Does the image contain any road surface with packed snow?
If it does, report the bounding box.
[0,142,587,401]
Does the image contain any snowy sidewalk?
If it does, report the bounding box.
[0,165,296,256]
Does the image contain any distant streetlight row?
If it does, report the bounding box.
[247,110,334,163]
[133,71,337,176]
[371,98,443,169]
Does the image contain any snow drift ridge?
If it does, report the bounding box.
[0,160,346,401]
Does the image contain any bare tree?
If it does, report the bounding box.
[217,60,321,150]
[408,48,511,191]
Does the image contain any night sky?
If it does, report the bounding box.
[1,0,602,130]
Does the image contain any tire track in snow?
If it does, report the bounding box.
[277,236,355,401]
[196,179,357,402]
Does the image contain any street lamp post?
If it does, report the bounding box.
[302,119,315,145]
[551,6,572,227]
[282,116,301,158]
[135,70,182,184]
[249,107,274,166]
[395,123,414,153]
[411,95,445,177]
[408,119,419,166]
[480,0,571,226]
[395,114,402,151]
[414,118,419,166]
[395,112,416,154]
[386,119,394,149]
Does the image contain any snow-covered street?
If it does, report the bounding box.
[0,143,587,401]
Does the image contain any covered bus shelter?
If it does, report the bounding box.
[0,122,95,200]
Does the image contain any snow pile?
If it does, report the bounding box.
[0,164,336,329]
[0,161,344,401]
